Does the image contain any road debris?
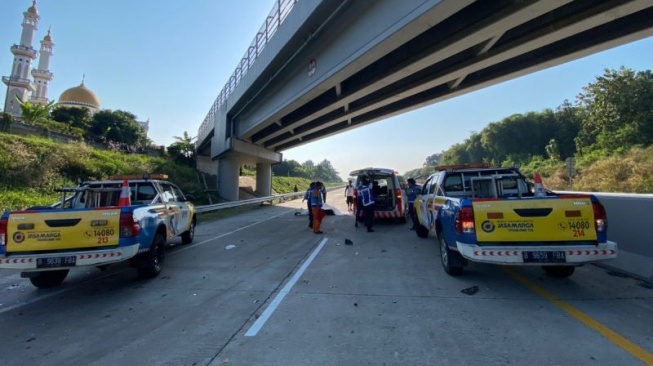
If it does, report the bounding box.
[461,285,479,295]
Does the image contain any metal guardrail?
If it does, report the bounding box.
[195,185,345,213]
[197,0,299,142]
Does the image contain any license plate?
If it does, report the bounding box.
[36,256,77,269]
[522,251,566,263]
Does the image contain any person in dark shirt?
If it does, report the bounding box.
[302,182,315,228]
[358,176,375,232]
[407,178,421,230]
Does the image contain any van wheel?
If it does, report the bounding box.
[439,235,463,276]
[29,270,69,288]
[181,218,196,244]
[416,225,429,238]
[137,234,165,279]
[542,265,575,278]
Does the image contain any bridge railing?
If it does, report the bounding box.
[197,0,299,143]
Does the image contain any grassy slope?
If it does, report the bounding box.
[0,133,342,211]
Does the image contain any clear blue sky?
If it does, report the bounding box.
[2,1,652,181]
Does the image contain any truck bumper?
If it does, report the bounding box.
[0,245,140,271]
[455,241,618,265]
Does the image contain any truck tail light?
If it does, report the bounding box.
[592,201,607,233]
[0,218,7,247]
[395,188,403,212]
[120,213,141,238]
[455,206,475,235]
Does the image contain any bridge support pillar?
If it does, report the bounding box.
[218,157,240,201]
[256,163,272,196]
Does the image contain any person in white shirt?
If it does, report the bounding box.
[344,180,354,212]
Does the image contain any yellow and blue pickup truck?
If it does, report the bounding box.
[414,164,617,278]
[0,174,196,288]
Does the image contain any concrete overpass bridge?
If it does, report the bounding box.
[195,0,653,200]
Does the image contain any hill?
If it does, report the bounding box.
[0,133,318,211]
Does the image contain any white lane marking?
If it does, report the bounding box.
[0,209,294,315]
[245,237,328,337]
[172,209,293,254]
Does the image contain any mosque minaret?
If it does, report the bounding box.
[30,27,54,105]
[2,0,41,116]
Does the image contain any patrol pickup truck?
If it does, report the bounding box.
[0,174,197,288]
[414,164,617,278]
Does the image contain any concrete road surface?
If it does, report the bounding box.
[0,196,651,366]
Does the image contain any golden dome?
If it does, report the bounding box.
[58,82,101,109]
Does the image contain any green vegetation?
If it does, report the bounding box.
[0,133,336,211]
[272,177,312,194]
[405,67,653,193]
[273,159,342,183]
[0,133,208,211]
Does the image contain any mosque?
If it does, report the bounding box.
[2,1,149,134]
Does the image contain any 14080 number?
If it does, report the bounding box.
[93,229,115,237]
[568,220,590,237]
[568,221,590,237]
[568,221,590,230]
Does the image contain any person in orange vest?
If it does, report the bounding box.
[310,181,325,234]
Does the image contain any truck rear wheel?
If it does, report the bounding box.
[416,225,429,238]
[137,234,165,279]
[439,234,463,276]
[542,265,575,278]
[29,270,69,288]
[181,217,196,244]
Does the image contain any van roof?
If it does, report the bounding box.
[349,167,397,176]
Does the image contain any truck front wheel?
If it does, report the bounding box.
[542,265,575,278]
[439,234,463,276]
[137,234,165,279]
[29,270,69,288]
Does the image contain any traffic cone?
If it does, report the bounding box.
[118,179,131,206]
[533,173,546,197]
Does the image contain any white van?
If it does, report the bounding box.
[349,167,408,223]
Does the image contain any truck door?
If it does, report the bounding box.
[159,183,182,238]
[170,184,191,234]
[416,177,433,226]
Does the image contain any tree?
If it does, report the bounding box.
[89,110,147,146]
[51,106,92,131]
[424,152,443,166]
[167,131,195,166]
[575,67,653,155]
[315,159,340,182]
[273,159,302,176]
[552,99,582,159]
[16,97,54,125]
[545,138,560,161]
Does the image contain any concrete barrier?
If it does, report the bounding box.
[558,191,653,283]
